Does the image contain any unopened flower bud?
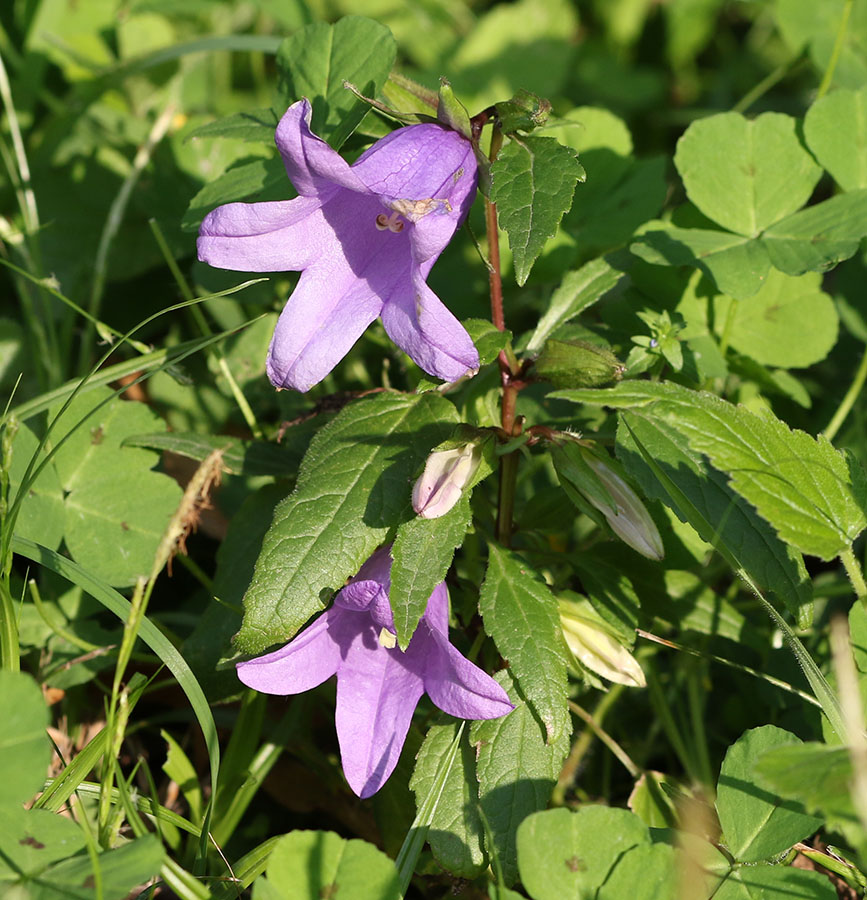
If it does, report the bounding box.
[412,443,481,519]
[559,597,645,688]
[552,441,664,560]
[534,339,625,389]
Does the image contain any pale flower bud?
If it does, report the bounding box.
[412,443,481,519]
[559,598,645,688]
[584,455,664,561]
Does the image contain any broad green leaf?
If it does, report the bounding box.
[0,808,85,879]
[480,546,570,743]
[183,156,290,231]
[673,112,821,237]
[762,190,867,275]
[492,134,585,286]
[186,108,280,144]
[713,862,836,900]
[552,381,867,560]
[527,257,630,353]
[49,388,183,587]
[390,497,472,649]
[7,422,66,551]
[409,718,486,878]
[237,392,458,655]
[516,807,650,900]
[804,86,867,191]
[276,17,397,150]
[716,726,821,862]
[471,670,571,886]
[544,106,633,158]
[260,830,400,900]
[616,417,812,624]
[598,843,678,900]
[753,742,857,834]
[27,833,164,900]
[627,771,678,829]
[0,671,50,807]
[713,270,838,368]
[630,225,770,299]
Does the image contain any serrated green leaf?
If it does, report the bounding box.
[516,807,650,900]
[276,17,397,150]
[391,496,472,649]
[552,381,867,560]
[716,726,821,862]
[762,189,867,275]
[616,416,812,623]
[804,86,867,191]
[7,422,66,551]
[465,319,513,366]
[673,112,822,237]
[527,256,629,353]
[237,392,458,655]
[471,670,571,886]
[713,270,838,368]
[0,671,50,807]
[630,226,770,299]
[480,546,570,743]
[261,830,400,900]
[713,860,836,900]
[182,156,290,232]
[598,843,678,900]
[186,108,280,144]
[409,718,486,878]
[492,134,584,286]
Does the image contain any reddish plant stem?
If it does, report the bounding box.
[483,125,522,545]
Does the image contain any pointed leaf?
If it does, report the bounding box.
[237,392,458,655]
[480,546,570,743]
[391,497,472,649]
[492,134,584,285]
[470,670,571,886]
[276,17,397,150]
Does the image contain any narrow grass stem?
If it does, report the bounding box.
[732,54,807,114]
[80,101,176,373]
[817,0,854,99]
[568,700,640,778]
[823,341,867,441]
[0,576,19,671]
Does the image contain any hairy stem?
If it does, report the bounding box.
[841,545,867,606]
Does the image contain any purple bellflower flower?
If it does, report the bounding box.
[236,546,513,798]
[198,99,481,392]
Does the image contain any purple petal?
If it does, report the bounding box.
[275,99,368,198]
[197,197,324,273]
[421,582,450,635]
[352,124,477,208]
[265,262,382,391]
[335,628,424,798]
[414,622,514,720]
[380,273,479,382]
[235,607,344,695]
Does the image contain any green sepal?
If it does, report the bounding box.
[437,78,472,139]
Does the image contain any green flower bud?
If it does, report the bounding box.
[436,78,472,139]
[534,339,625,389]
[551,440,664,560]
